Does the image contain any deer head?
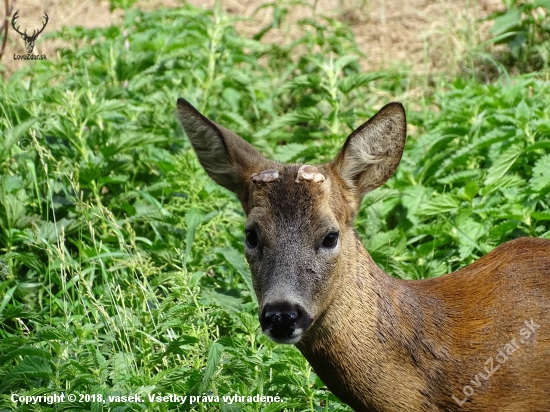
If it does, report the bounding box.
[176,98,406,344]
[11,10,49,54]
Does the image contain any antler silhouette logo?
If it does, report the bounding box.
[11,10,49,54]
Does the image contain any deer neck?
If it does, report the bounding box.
[295,237,452,411]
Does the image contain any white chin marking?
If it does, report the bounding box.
[266,330,303,345]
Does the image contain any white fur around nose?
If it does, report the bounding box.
[295,165,325,183]
[252,169,279,183]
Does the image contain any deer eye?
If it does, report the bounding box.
[245,230,259,248]
[321,232,339,248]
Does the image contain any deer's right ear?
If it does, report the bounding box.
[177,98,274,207]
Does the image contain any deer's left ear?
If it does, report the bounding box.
[330,102,406,200]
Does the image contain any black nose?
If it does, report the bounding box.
[260,301,312,343]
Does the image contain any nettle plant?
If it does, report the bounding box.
[486,0,550,71]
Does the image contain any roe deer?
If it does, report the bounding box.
[176,97,550,412]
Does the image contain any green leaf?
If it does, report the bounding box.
[280,74,322,92]
[434,127,516,179]
[0,118,37,160]
[463,181,480,201]
[490,8,522,36]
[333,55,359,72]
[0,285,17,318]
[530,154,550,191]
[185,208,206,263]
[85,99,126,119]
[0,356,52,394]
[110,352,134,383]
[164,336,201,356]
[484,144,523,186]
[215,247,256,303]
[254,107,323,138]
[221,88,242,112]
[36,327,75,342]
[1,175,23,193]
[201,289,243,315]
[13,356,52,375]
[437,170,480,185]
[199,342,224,393]
[0,346,52,367]
[365,229,405,267]
[515,100,530,127]
[533,211,550,221]
[273,143,307,162]
[401,186,430,226]
[419,193,461,216]
[526,140,550,152]
[339,72,384,94]
[455,215,488,259]
[483,30,522,46]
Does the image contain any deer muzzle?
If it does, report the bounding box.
[259,301,313,344]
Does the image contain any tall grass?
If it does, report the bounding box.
[0,2,549,411]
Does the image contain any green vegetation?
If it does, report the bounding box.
[0,1,549,411]
[486,0,550,72]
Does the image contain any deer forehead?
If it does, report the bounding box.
[247,165,351,230]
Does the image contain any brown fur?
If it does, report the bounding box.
[177,97,550,412]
